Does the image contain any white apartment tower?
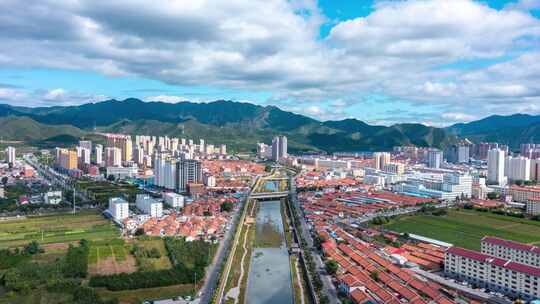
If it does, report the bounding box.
[105,147,122,167]
[271,135,287,161]
[427,149,442,169]
[505,156,531,181]
[487,148,506,185]
[95,144,103,166]
[136,194,163,218]
[108,197,129,221]
[372,152,391,170]
[4,146,16,166]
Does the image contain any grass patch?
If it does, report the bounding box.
[0,290,73,304]
[131,239,172,271]
[0,211,119,249]
[384,209,540,250]
[97,283,194,304]
[224,199,256,304]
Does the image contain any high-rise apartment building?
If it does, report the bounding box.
[372,152,391,170]
[164,159,177,190]
[134,145,145,166]
[105,147,122,167]
[95,144,103,166]
[79,140,92,151]
[271,135,288,161]
[427,149,442,169]
[220,144,227,155]
[176,159,202,192]
[57,149,78,170]
[505,156,530,181]
[487,148,506,185]
[78,147,91,165]
[106,134,132,163]
[531,158,540,181]
[4,146,16,166]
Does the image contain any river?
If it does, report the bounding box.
[246,200,294,304]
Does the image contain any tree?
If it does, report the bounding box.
[325,259,338,275]
[220,201,234,212]
[134,228,145,236]
[487,192,500,200]
[370,270,379,282]
[319,295,330,304]
[23,241,41,255]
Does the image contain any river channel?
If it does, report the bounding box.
[246,200,294,304]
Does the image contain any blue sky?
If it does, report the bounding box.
[1,0,540,126]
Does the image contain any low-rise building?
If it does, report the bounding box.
[445,246,540,301]
[163,192,184,209]
[136,194,163,218]
[508,185,540,203]
[43,190,62,205]
[527,198,540,216]
[481,236,540,268]
[106,165,138,179]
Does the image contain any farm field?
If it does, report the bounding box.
[77,180,142,206]
[88,239,137,276]
[384,209,540,250]
[133,239,173,271]
[0,210,119,248]
[97,283,195,304]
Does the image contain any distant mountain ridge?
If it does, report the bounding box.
[447,114,540,149]
[0,98,458,152]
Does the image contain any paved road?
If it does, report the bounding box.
[198,196,245,304]
[411,268,511,304]
[24,154,90,203]
[214,176,260,304]
[290,180,340,304]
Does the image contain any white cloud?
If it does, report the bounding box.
[44,88,66,101]
[143,95,187,103]
[441,112,477,122]
[0,0,539,123]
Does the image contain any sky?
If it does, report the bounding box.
[1,0,540,126]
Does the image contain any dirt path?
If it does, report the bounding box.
[295,259,306,304]
[110,245,119,273]
[225,223,252,304]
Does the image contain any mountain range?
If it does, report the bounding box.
[0,98,537,152]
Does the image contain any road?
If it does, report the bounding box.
[23,154,90,203]
[411,268,511,304]
[214,176,260,304]
[290,178,340,304]
[198,195,245,304]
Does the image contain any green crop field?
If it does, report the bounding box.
[384,209,540,250]
[0,211,120,248]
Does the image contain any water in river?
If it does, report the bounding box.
[246,200,294,304]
